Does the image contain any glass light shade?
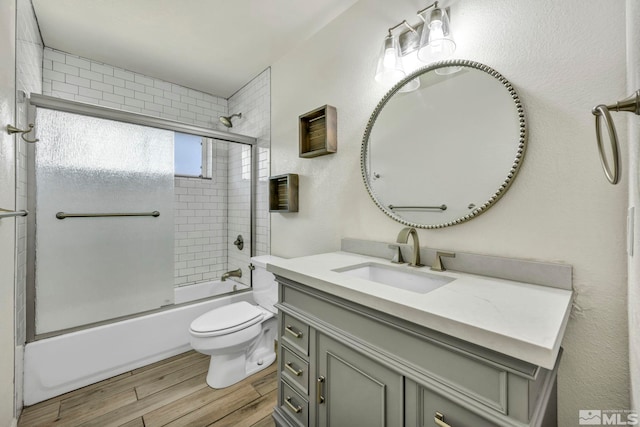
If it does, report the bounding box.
[417,7,456,63]
[375,34,405,85]
[399,78,420,92]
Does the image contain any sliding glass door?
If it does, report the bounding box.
[34,108,175,334]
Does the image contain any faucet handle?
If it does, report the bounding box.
[431,251,455,272]
[388,244,405,264]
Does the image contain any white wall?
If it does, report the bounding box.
[0,0,16,423]
[627,0,640,411]
[271,0,629,425]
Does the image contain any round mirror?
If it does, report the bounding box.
[361,60,526,228]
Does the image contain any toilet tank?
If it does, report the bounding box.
[251,255,284,313]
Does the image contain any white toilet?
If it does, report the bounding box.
[189,255,281,388]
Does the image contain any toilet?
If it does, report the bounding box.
[189,255,281,389]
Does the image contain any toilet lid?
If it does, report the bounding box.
[190,301,264,335]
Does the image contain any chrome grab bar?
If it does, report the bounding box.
[592,90,640,185]
[56,211,160,219]
[0,209,28,219]
[388,204,447,211]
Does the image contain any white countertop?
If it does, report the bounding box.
[267,251,573,370]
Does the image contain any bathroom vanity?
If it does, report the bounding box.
[268,251,572,427]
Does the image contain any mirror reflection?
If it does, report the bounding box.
[362,60,526,228]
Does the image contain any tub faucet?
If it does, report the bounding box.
[396,227,424,267]
[221,268,242,281]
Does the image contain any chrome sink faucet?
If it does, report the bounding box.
[396,227,424,267]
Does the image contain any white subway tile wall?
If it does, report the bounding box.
[226,144,252,286]
[174,142,229,286]
[43,49,271,287]
[228,68,271,258]
[42,48,230,130]
[16,0,43,414]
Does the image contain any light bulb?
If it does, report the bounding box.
[383,47,397,68]
[428,19,444,49]
[416,6,456,64]
[375,34,405,85]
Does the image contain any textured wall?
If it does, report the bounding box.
[0,0,16,423]
[627,0,640,411]
[271,0,629,425]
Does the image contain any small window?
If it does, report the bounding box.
[174,132,212,179]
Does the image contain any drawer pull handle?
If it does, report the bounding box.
[434,412,453,427]
[285,362,303,376]
[285,325,303,338]
[317,376,325,404]
[285,396,302,414]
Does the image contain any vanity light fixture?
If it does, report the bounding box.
[417,2,455,64]
[375,2,457,88]
[374,31,405,85]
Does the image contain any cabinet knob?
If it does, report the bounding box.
[434,411,453,427]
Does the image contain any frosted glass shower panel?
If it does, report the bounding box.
[34,109,175,334]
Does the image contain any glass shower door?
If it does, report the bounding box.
[34,109,175,334]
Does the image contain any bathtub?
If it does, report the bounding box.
[174,279,249,304]
[23,280,252,405]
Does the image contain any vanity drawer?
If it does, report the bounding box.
[280,345,309,394]
[280,380,309,427]
[281,313,309,356]
[407,381,496,427]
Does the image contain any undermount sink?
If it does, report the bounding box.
[334,263,455,294]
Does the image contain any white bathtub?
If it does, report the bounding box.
[174,279,249,304]
[23,281,252,405]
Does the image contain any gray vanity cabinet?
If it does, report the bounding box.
[273,277,559,427]
[317,333,404,427]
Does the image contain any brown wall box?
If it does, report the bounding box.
[269,174,299,213]
[299,105,337,158]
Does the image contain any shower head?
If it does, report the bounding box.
[219,113,242,128]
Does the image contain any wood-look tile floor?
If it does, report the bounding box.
[18,351,277,427]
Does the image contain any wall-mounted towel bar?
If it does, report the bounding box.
[0,209,28,219]
[388,204,447,211]
[56,211,160,220]
[592,90,640,184]
[6,124,38,143]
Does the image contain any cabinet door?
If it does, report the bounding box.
[317,334,403,427]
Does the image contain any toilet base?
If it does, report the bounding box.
[206,347,276,389]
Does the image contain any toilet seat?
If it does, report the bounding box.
[190,301,265,338]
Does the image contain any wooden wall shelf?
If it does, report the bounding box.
[299,105,337,158]
[269,174,299,213]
